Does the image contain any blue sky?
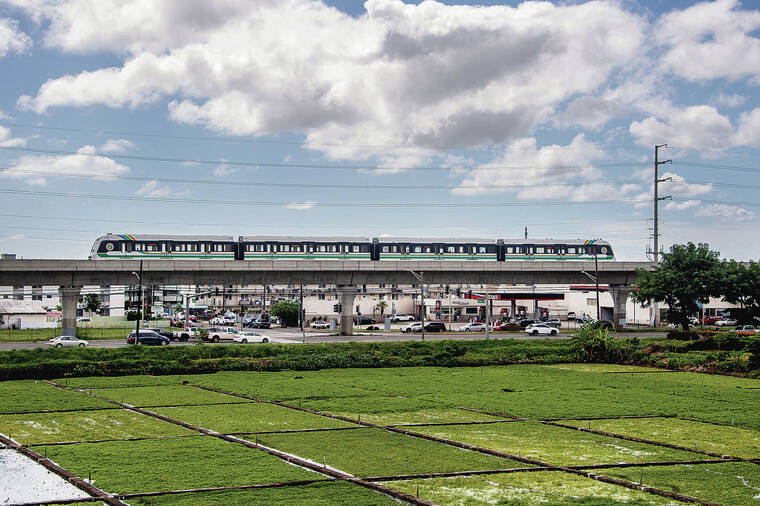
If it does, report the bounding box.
[0,0,758,261]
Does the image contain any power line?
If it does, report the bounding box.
[0,167,653,191]
[0,120,624,153]
[0,213,649,229]
[671,161,760,173]
[0,186,652,208]
[0,145,649,173]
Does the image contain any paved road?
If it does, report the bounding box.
[0,328,667,350]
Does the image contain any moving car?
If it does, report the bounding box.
[310,320,330,329]
[127,330,170,346]
[48,335,88,348]
[145,327,176,341]
[354,315,375,325]
[525,323,559,336]
[457,322,487,332]
[700,316,723,325]
[423,322,447,332]
[391,314,415,322]
[233,331,270,343]
[716,318,738,327]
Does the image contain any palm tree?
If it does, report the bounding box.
[376,299,388,320]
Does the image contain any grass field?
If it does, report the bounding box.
[0,364,758,504]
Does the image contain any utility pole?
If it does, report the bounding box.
[594,253,600,321]
[653,144,672,262]
[299,283,305,343]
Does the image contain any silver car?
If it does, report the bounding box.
[48,335,89,348]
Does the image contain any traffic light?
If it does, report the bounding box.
[333,303,342,313]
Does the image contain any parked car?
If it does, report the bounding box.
[544,318,561,328]
[203,327,240,343]
[424,322,447,332]
[716,318,738,326]
[574,315,593,324]
[233,331,270,344]
[400,322,423,333]
[493,322,521,331]
[567,312,576,320]
[517,319,536,328]
[310,320,330,329]
[127,330,170,346]
[354,315,375,325]
[701,316,723,325]
[688,316,699,326]
[525,323,559,336]
[222,315,237,325]
[48,335,88,348]
[736,325,757,334]
[76,317,92,323]
[391,314,415,322]
[457,322,487,332]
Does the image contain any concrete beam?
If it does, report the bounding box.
[0,260,653,287]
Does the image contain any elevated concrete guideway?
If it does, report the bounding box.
[0,259,653,336]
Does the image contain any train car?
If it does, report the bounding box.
[375,237,501,261]
[238,236,373,260]
[500,239,613,260]
[89,234,238,260]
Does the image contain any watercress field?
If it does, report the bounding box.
[0,364,757,504]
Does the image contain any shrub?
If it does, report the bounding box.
[666,330,699,340]
[570,324,620,362]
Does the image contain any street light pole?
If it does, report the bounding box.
[595,253,600,321]
[131,261,143,343]
[410,271,425,340]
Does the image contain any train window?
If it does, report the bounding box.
[536,247,544,254]
[479,247,486,253]
[414,246,422,253]
[224,244,232,252]
[506,247,513,254]
[567,247,576,254]
[353,245,359,252]
[424,246,431,253]
[392,246,398,253]
[546,247,553,253]
[405,246,410,253]
[282,245,290,252]
[382,246,389,253]
[515,247,522,254]
[447,246,455,253]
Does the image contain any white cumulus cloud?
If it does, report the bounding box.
[285,201,316,210]
[136,180,171,197]
[0,18,31,58]
[99,139,136,153]
[0,125,26,147]
[0,145,129,185]
[14,0,645,162]
[629,105,733,150]
[656,0,760,83]
[695,203,754,221]
[665,199,701,211]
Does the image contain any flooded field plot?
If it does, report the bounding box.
[1,364,758,504]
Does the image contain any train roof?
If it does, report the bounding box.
[376,237,498,244]
[95,234,235,242]
[240,236,371,242]
[502,239,611,246]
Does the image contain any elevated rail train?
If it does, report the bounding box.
[90,235,614,261]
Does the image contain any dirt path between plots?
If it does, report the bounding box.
[184,383,720,505]
[44,380,434,506]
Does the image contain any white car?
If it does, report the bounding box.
[203,327,240,343]
[310,320,329,329]
[391,314,415,322]
[525,323,559,336]
[400,322,423,333]
[49,335,89,348]
[457,322,487,332]
[233,331,270,344]
[716,318,738,326]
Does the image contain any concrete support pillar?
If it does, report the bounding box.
[609,284,630,329]
[337,285,356,336]
[59,286,81,337]
[511,300,516,319]
[533,299,539,319]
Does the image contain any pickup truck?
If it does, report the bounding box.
[170,327,197,341]
[203,326,240,343]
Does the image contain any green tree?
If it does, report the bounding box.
[269,300,299,327]
[721,260,760,325]
[631,242,723,331]
[83,293,102,315]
